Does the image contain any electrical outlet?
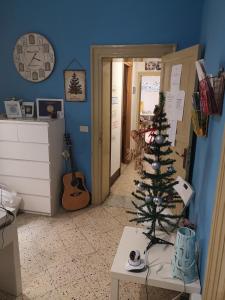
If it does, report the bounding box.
[80,125,89,133]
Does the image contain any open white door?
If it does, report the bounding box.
[160,45,201,181]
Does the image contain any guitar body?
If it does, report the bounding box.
[62,171,90,211]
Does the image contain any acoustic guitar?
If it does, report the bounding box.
[62,134,90,211]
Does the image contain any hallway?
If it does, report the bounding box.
[106,161,138,209]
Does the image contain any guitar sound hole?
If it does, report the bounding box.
[71,178,85,191]
[70,191,82,197]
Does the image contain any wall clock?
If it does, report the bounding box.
[13,32,55,82]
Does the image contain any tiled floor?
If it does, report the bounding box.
[0,161,179,300]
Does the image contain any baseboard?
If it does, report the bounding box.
[110,168,121,186]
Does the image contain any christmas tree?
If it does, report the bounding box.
[128,92,183,250]
[68,72,82,94]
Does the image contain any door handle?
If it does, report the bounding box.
[175,148,187,169]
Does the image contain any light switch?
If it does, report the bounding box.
[80,125,89,133]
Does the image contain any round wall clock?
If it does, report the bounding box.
[13,32,55,82]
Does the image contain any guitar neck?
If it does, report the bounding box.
[68,146,76,180]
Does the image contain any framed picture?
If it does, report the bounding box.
[22,102,34,118]
[144,60,162,71]
[64,70,86,101]
[4,100,22,118]
[36,98,64,119]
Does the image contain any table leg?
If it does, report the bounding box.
[111,278,119,300]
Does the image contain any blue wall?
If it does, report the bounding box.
[0,0,204,190]
[189,0,225,285]
[3,0,223,290]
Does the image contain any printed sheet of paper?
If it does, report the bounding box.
[165,90,185,121]
[167,120,177,146]
[165,91,176,120]
[175,90,185,121]
[170,64,182,91]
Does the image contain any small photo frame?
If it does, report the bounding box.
[144,60,162,71]
[64,70,86,101]
[36,98,64,119]
[22,102,34,118]
[4,100,22,118]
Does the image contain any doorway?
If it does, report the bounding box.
[91,44,176,206]
[110,59,133,187]
[121,61,132,165]
[109,58,162,201]
[91,44,200,207]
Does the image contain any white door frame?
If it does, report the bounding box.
[91,44,176,205]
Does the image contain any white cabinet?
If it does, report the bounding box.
[0,119,65,216]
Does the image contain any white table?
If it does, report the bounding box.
[111,226,201,299]
[0,209,22,296]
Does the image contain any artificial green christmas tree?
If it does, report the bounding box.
[128,92,183,250]
[68,72,82,95]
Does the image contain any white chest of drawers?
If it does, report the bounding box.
[0,119,65,216]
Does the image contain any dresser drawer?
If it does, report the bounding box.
[18,124,49,143]
[0,141,49,162]
[0,123,18,141]
[0,176,50,196]
[0,159,50,179]
[20,194,51,214]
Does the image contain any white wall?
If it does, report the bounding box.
[140,75,160,115]
[130,59,161,150]
[131,58,161,131]
[110,58,161,172]
[131,60,145,131]
[111,59,124,176]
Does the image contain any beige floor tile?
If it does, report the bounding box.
[103,206,126,217]
[87,206,109,218]
[119,281,142,300]
[20,253,47,282]
[81,230,119,252]
[71,212,95,228]
[47,217,78,234]
[94,218,122,234]
[114,211,136,226]
[22,269,54,298]
[47,260,83,289]
[34,289,62,300]
[16,160,180,299]
[72,252,105,275]
[58,228,96,256]
[57,277,94,300]
[19,242,41,267]
[37,232,65,254]
[91,280,111,300]
[38,248,75,270]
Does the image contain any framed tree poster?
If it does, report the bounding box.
[64,70,86,101]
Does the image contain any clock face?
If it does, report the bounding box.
[13,33,55,82]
